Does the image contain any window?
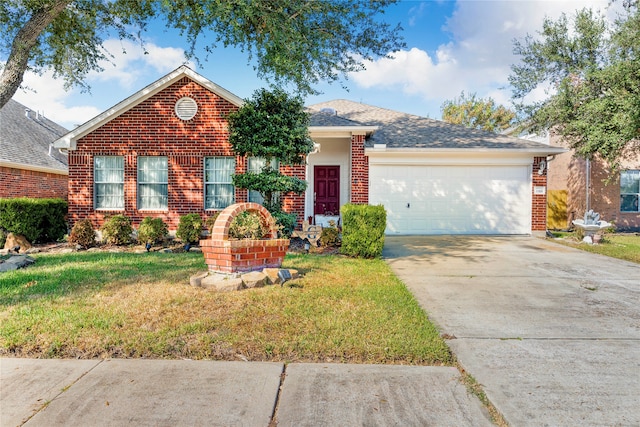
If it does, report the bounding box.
[247,157,279,204]
[94,156,124,209]
[138,156,168,210]
[620,170,640,212]
[205,157,235,209]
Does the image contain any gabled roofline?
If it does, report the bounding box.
[53,65,244,151]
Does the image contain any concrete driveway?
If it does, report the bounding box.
[384,236,640,426]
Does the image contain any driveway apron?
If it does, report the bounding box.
[384,236,640,426]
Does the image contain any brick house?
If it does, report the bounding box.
[546,134,640,231]
[53,66,563,235]
[0,99,68,199]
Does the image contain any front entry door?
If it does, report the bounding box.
[314,166,340,215]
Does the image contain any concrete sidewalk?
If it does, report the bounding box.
[1,358,491,427]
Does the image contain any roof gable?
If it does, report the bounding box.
[53,65,243,150]
[0,99,68,173]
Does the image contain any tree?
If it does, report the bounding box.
[0,0,405,108]
[227,88,314,235]
[440,91,516,133]
[509,7,640,172]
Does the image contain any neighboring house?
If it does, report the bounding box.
[52,65,564,235]
[0,99,69,199]
[546,134,640,231]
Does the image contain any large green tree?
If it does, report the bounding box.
[0,0,404,108]
[509,7,640,172]
[440,91,516,133]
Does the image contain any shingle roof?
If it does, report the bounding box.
[0,99,68,172]
[307,99,563,152]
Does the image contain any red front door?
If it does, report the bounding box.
[314,166,340,215]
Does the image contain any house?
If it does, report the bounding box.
[0,99,69,199]
[546,134,639,231]
[52,65,564,235]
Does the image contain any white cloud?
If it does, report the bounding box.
[9,40,192,128]
[351,0,619,116]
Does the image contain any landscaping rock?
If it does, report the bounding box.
[241,271,268,288]
[190,271,209,287]
[3,233,31,253]
[0,255,36,273]
[201,274,244,292]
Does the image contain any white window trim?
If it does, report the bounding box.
[137,156,169,211]
[620,170,640,213]
[94,155,124,211]
[204,156,236,210]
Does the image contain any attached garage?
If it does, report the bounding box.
[369,159,532,235]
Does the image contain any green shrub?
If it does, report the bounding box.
[0,228,6,249]
[68,219,96,248]
[0,197,67,243]
[270,210,296,238]
[101,215,133,245]
[340,204,386,258]
[228,211,266,240]
[176,213,203,244]
[319,224,341,247]
[137,217,168,244]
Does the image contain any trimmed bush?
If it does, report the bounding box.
[0,228,6,249]
[319,225,341,247]
[68,219,96,248]
[229,211,266,240]
[101,215,133,245]
[340,204,386,258]
[137,217,168,244]
[0,197,67,243]
[270,210,296,238]
[176,213,203,244]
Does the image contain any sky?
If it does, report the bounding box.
[8,0,627,130]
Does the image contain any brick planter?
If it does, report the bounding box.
[200,203,289,274]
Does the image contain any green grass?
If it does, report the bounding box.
[0,251,452,365]
[553,233,640,264]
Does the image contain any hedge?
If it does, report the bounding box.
[0,198,68,243]
[340,204,386,258]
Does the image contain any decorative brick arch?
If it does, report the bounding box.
[210,202,278,240]
[200,202,289,274]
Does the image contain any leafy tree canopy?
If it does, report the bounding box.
[0,0,405,108]
[440,91,516,133]
[509,6,640,172]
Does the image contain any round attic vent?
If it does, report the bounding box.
[175,97,198,121]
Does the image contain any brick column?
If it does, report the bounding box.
[532,156,548,232]
[350,134,368,204]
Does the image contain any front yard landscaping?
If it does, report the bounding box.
[0,251,452,365]
[551,233,640,264]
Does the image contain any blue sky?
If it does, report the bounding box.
[10,0,623,130]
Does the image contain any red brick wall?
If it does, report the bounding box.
[280,164,306,228]
[0,166,68,200]
[531,156,548,231]
[68,77,307,232]
[350,134,368,204]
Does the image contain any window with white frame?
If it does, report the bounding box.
[94,156,124,209]
[247,157,279,204]
[204,157,235,209]
[620,170,639,212]
[137,156,168,210]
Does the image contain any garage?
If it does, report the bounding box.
[369,164,532,235]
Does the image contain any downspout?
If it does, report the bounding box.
[585,157,591,212]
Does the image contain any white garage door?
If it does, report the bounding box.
[369,165,531,235]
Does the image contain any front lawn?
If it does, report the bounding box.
[0,251,452,365]
[551,233,640,264]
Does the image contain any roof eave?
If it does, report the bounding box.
[365,146,568,156]
[309,125,378,139]
[0,159,68,175]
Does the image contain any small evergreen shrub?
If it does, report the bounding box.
[228,211,266,240]
[319,222,341,247]
[176,213,203,244]
[0,228,7,249]
[68,219,96,248]
[101,215,133,245]
[137,217,168,244]
[270,210,296,238]
[340,204,386,258]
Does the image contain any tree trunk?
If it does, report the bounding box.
[0,1,70,109]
